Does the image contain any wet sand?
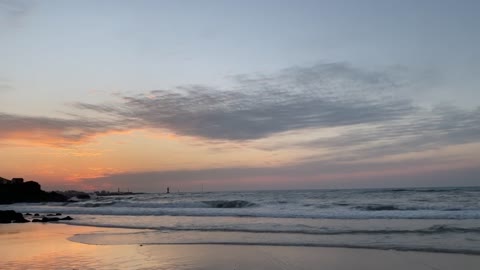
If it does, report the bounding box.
[1,223,480,270]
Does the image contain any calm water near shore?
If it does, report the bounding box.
[1,187,480,254]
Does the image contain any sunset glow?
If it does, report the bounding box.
[1,0,479,191]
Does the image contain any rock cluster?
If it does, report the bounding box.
[0,210,29,223]
[0,210,74,223]
[32,216,73,222]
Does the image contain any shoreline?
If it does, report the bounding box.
[68,221,480,256]
[1,223,480,270]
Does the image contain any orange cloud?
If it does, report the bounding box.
[65,167,125,181]
[0,112,139,147]
[0,128,138,148]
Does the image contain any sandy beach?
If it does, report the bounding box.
[1,223,479,270]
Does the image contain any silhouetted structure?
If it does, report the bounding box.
[94,190,140,196]
[166,187,170,194]
[11,178,24,184]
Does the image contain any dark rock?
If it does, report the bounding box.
[25,213,32,216]
[0,180,67,204]
[40,217,60,222]
[55,213,62,216]
[34,213,40,216]
[0,210,29,223]
[35,216,74,222]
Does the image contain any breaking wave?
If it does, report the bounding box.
[3,187,480,255]
[201,200,256,208]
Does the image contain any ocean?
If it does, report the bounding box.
[2,187,480,255]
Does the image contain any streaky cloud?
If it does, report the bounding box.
[0,77,13,92]
[0,113,133,146]
[75,62,417,140]
[0,0,32,29]
[288,105,480,161]
[3,61,479,162]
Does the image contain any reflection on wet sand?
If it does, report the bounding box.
[2,223,480,270]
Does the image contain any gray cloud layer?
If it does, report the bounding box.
[75,63,417,140]
[286,105,480,161]
[2,62,478,188]
[0,0,31,29]
[0,78,12,92]
[3,62,479,158]
[73,62,480,161]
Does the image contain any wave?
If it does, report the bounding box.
[65,220,480,236]
[64,200,257,209]
[201,200,256,208]
[354,205,402,211]
[353,204,424,211]
[4,204,480,219]
[2,187,480,219]
[70,201,468,213]
[354,204,472,212]
[75,202,116,208]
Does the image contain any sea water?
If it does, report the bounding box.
[2,187,480,254]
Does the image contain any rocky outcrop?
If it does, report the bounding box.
[0,210,29,223]
[0,181,67,204]
[32,216,73,222]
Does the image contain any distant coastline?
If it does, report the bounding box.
[94,190,144,196]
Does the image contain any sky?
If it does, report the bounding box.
[0,0,479,191]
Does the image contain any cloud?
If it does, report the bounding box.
[0,113,133,146]
[288,105,480,161]
[0,0,32,30]
[75,62,417,140]
[0,78,13,92]
[0,83,11,92]
[2,61,478,189]
[3,61,479,165]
